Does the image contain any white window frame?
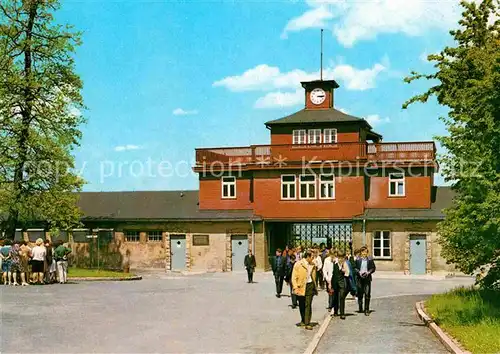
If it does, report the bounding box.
[281,175,296,200]
[299,175,316,200]
[125,231,140,242]
[372,231,391,259]
[323,128,337,144]
[308,129,322,144]
[389,173,405,197]
[292,130,307,145]
[148,231,163,242]
[319,174,335,200]
[221,176,236,199]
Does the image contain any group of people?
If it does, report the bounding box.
[244,243,376,330]
[0,238,72,286]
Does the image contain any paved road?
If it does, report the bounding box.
[316,295,448,354]
[0,271,473,353]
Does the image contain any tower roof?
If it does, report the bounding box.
[265,107,366,126]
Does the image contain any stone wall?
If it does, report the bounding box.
[352,220,457,274]
[190,233,226,272]
[66,220,256,272]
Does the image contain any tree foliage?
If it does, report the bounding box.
[0,0,85,238]
[404,0,500,288]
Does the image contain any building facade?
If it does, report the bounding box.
[8,79,457,275]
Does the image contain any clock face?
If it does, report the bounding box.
[310,88,326,105]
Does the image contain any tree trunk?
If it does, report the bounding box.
[5,0,39,240]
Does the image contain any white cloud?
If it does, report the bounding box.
[366,114,390,126]
[172,108,198,116]
[214,62,386,93]
[281,6,334,39]
[70,107,82,117]
[114,145,142,152]
[330,63,385,90]
[254,89,303,109]
[283,0,463,47]
[214,61,386,109]
[419,50,429,63]
[213,65,282,92]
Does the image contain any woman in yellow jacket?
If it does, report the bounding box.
[292,250,318,330]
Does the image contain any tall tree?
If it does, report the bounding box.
[0,0,85,239]
[404,0,500,288]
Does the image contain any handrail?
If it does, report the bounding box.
[195,141,436,166]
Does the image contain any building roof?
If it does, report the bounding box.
[354,186,455,221]
[77,190,256,221]
[300,80,339,89]
[78,187,454,223]
[265,108,370,127]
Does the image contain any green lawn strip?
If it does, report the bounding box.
[68,268,135,278]
[425,286,500,354]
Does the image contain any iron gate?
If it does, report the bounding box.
[290,223,352,251]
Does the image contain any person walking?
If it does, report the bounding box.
[271,248,286,298]
[313,249,323,290]
[54,241,72,284]
[355,246,376,316]
[332,250,351,320]
[319,243,329,290]
[285,254,298,309]
[244,249,256,283]
[292,250,318,330]
[322,249,337,312]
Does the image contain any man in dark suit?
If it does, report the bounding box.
[244,249,256,283]
[332,251,350,320]
[355,246,376,316]
[271,248,286,298]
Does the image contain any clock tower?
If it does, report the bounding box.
[301,80,339,110]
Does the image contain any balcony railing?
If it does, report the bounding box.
[195,142,435,168]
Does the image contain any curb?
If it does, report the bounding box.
[415,301,471,354]
[303,313,332,354]
[68,275,142,282]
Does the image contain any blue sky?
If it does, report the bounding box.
[57,0,465,192]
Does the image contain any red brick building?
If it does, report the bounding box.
[8,79,457,275]
[192,79,453,275]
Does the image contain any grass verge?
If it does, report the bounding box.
[425,286,500,354]
[68,267,135,278]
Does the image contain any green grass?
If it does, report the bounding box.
[426,286,500,354]
[68,267,135,278]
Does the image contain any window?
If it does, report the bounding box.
[72,229,90,243]
[308,129,321,144]
[222,176,236,198]
[323,129,337,144]
[299,175,316,199]
[125,231,140,242]
[148,231,163,242]
[373,231,391,258]
[389,173,405,196]
[292,130,306,144]
[281,175,296,200]
[319,174,335,199]
[193,234,210,246]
